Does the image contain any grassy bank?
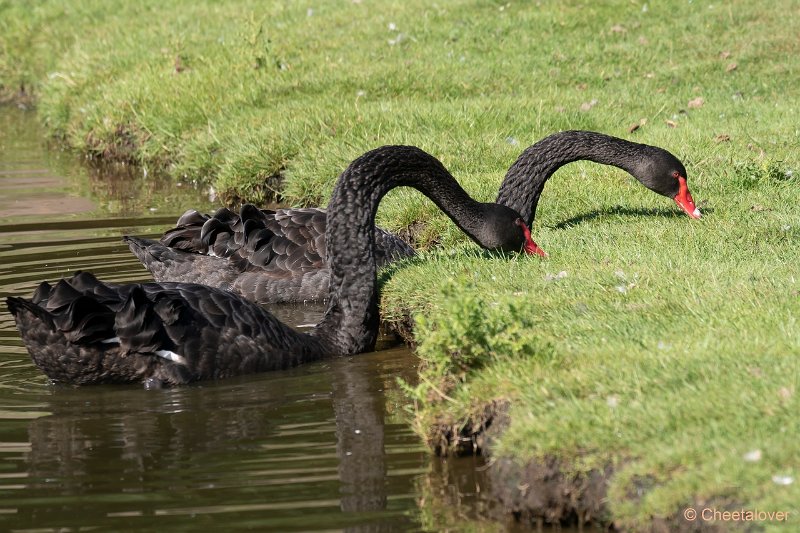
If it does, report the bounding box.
[3,0,800,529]
[2,0,798,242]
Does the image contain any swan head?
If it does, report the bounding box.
[474,204,546,257]
[633,148,701,219]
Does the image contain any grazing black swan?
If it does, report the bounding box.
[6,146,537,386]
[496,130,701,236]
[128,130,699,303]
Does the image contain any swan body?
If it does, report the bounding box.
[8,146,536,386]
[126,206,415,304]
[129,130,700,304]
[7,274,324,385]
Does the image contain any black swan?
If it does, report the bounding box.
[6,146,537,386]
[127,130,699,304]
[497,130,701,232]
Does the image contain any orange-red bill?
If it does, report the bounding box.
[675,176,701,219]
[515,218,548,257]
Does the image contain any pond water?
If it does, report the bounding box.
[0,108,527,531]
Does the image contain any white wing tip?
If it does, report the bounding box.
[155,350,188,365]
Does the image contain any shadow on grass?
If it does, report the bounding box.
[550,206,713,230]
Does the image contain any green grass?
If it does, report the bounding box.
[3,0,800,528]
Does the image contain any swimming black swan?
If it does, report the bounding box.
[127,130,699,304]
[6,146,537,386]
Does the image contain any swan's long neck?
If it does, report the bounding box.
[496,131,652,226]
[313,146,486,354]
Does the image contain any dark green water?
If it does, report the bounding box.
[0,108,525,532]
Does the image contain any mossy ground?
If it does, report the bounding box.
[3,0,800,529]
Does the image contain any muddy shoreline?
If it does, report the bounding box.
[417,391,727,532]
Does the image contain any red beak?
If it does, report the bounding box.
[674,176,701,219]
[515,219,548,257]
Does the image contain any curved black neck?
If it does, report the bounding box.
[496,131,656,226]
[313,146,487,354]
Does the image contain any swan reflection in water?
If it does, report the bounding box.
[16,343,421,530]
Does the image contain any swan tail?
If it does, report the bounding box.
[124,236,241,290]
[6,276,193,386]
[7,296,55,329]
[125,236,166,264]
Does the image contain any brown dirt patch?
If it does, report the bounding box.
[0,84,35,108]
[84,123,150,164]
[380,315,417,347]
[395,220,441,251]
[489,456,611,526]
